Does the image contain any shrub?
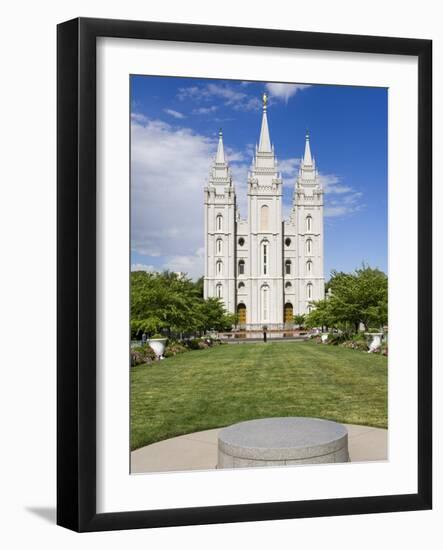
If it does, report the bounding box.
[327,332,351,346]
[186,338,201,350]
[341,339,368,352]
[131,345,157,366]
[164,340,188,358]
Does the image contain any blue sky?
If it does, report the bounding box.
[131,76,387,280]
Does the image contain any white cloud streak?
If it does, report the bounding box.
[320,173,364,217]
[265,83,311,103]
[178,83,261,111]
[163,108,185,119]
[192,106,218,115]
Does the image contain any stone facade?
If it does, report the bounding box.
[204,95,325,327]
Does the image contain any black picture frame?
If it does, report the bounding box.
[57,17,432,532]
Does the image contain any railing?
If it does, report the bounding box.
[219,327,309,340]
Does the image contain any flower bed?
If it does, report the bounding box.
[131,336,225,365]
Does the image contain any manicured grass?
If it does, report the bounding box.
[131,341,387,450]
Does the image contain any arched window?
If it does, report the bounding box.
[260,204,269,231]
[285,237,291,247]
[306,238,312,255]
[285,259,292,275]
[216,260,222,275]
[238,259,245,275]
[307,304,313,314]
[216,283,222,298]
[285,281,292,289]
[216,238,222,255]
[238,282,245,289]
[261,284,270,322]
[307,260,313,274]
[216,214,223,231]
[306,215,312,233]
[261,240,269,275]
[307,282,313,300]
[238,237,245,247]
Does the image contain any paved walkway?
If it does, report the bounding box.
[131,423,388,474]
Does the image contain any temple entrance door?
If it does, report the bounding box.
[284,303,294,323]
[237,304,247,326]
[284,303,294,337]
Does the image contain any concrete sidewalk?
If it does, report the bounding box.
[131,423,387,474]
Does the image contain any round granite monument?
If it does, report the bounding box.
[217,417,349,468]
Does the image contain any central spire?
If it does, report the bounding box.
[258,92,272,153]
[303,129,313,166]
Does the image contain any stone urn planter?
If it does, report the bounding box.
[148,337,167,360]
[320,333,329,344]
[365,332,383,353]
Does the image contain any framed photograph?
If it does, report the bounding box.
[57,17,432,532]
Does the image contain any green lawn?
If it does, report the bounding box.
[131,341,387,450]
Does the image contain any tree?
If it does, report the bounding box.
[305,264,388,332]
[304,300,335,329]
[194,276,204,299]
[293,314,305,328]
[198,298,237,333]
[130,270,235,338]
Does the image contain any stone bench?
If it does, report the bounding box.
[217,417,349,468]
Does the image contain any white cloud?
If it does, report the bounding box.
[265,83,311,103]
[163,248,205,279]
[163,108,185,119]
[278,157,301,179]
[319,173,353,195]
[320,173,364,218]
[192,106,218,115]
[178,83,261,111]
[131,263,155,272]
[131,112,148,124]
[131,117,213,278]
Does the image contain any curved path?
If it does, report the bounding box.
[131,423,387,474]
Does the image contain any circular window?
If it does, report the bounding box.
[238,237,245,246]
[285,238,291,247]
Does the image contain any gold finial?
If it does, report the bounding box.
[262,92,268,109]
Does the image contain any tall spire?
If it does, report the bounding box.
[215,129,226,164]
[303,129,313,166]
[208,128,232,187]
[258,92,272,153]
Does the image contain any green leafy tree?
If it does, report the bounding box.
[305,264,388,332]
[131,270,235,338]
[198,298,237,332]
[194,276,204,299]
[293,314,305,328]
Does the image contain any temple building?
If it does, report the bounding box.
[203,94,325,328]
